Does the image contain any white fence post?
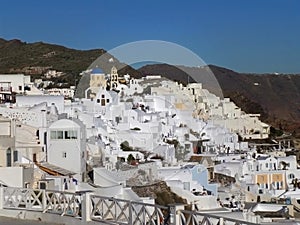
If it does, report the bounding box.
[128,201,132,225]
[0,186,3,209]
[169,204,185,225]
[42,190,47,212]
[219,217,224,225]
[82,191,92,222]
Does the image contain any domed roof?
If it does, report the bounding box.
[91,67,104,74]
[49,119,80,129]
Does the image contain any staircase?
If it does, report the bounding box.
[35,161,75,176]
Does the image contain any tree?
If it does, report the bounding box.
[280,161,289,170]
[127,154,135,164]
[120,141,134,151]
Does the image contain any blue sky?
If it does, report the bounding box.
[1,0,300,73]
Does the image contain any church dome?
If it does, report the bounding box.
[91,68,104,74]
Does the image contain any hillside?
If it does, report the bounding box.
[0,38,141,82]
[139,64,300,137]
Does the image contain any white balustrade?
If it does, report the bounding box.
[0,187,260,225]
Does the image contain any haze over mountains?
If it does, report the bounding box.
[0,38,299,137]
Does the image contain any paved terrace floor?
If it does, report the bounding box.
[0,209,106,225]
[0,216,64,225]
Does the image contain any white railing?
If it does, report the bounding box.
[177,210,260,225]
[0,187,261,225]
[90,195,169,225]
[2,187,81,217]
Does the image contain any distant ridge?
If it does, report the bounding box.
[0,38,141,79]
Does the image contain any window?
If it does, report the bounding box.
[70,130,77,139]
[106,99,110,103]
[65,130,78,139]
[183,182,190,191]
[39,182,47,189]
[57,131,63,139]
[97,99,100,103]
[18,86,22,91]
[65,131,70,139]
[6,148,11,167]
[266,163,268,168]
[50,130,69,139]
[50,131,56,139]
[62,152,67,158]
[50,130,63,139]
[288,173,295,179]
[101,94,105,98]
[13,151,18,162]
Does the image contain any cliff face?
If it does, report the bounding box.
[131,181,186,205]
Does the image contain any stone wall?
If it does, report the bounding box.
[131,181,186,206]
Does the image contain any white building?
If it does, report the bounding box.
[44,70,64,79]
[0,116,16,167]
[88,68,107,98]
[110,66,119,89]
[0,167,34,187]
[46,87,75,99]
[0,74,31,94]
[0,74,40,102]
[184,83,270,140]
[16,95,64,114]
[47,118,86,181]
[158,164,219,210]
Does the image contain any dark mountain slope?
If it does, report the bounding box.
[0,39,141,78]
